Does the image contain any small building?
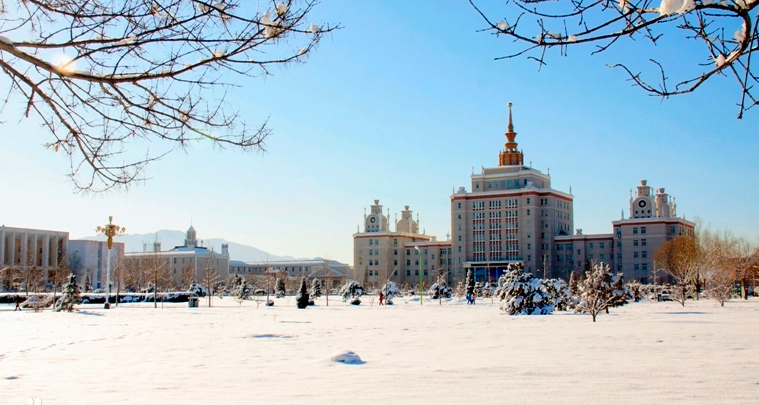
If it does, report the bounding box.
[69,240,125,289]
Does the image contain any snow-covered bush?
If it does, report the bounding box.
[497,265,553,315]
[339,280,365,302]
[428,282,452,300]
[187,282,207,297]
[568,271,579,295]
[57,273,80,312]
[543,278,574,311]
[381,281,401,304]
[465,269,475,296]
[310,278,322,299]
[232,275,251,304]
[626,281,643,302]
[81,274,92,293]
[275,277,286,298]
[296,277,310,309]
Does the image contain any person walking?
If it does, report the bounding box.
[378,291,385,306]
[466,293,472,305]
[14,295,22,311]
[471,292,476,305]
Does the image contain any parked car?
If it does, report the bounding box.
[657,291,672,302]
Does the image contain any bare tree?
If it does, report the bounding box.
[200,256,219,307]
[705,232,736,306]
[654,236,700,306]
[48,256,71,306]
[0,0,338,191]
[145,252,170,308]
[471,0,759,118]
[180,264,196,289]
[732,237,758,299]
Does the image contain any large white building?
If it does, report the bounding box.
[353,104,695,285]
[69,240,125,289]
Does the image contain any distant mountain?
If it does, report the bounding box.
[78,230,297,262]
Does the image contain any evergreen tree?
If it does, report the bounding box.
[382,281,401,304]
[58,273,81,312]
[233,275,251,305]
[296,277,310,309]
[82,273,92,293]
[568,271,579,295]
[497,265,553,315]
[543,278,573,311]
[275,277,286,298]
[465,269,475,296]
[339,280,365,303]
[576,263,629,322]
[310,278,322,299]
[187,281,206,297]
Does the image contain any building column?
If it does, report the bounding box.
[30,234,38,267]
[8,232,15,266]
[51,236,59,269]
[42,234,50,268]
[21,232,28,267]
[0,228,5,266]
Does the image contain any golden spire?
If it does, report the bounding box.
[498,102,523,166]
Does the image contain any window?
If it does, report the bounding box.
[642,251,647,259]
[617,253,622,260]
[394,249,398,256]
[528,255,531,261]
[415,270,419,275]
[634,264,640,271]
[526,198,530,204]
[599,242,605,249]
[393,259,398,266]
[375,250,378,255]
[617,241,621,248]
[642,239,647,246]
[641,227,647,234]
[369,250,373,256]
[415,260,419,265]
[589,254,594,260]
[458,236,462,241]
[406,270,411,276]
[589,242,594,249]
[369,239,373,246]
[528,243,531,250]
[670,226,676,234]
[394,239,398,246]
[600,254,605,261]
[173,258,176,264]
[406,249,410,255]
[527,209,531,216]
[633,227,638,234]
[642,263,648,271]
[634,252,639,258]
[634,240,639,246]
[458,246,462,252]
[406,260,410,266]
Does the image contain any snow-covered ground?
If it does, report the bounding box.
[2,296,758,404]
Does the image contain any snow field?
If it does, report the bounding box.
[1,296,758,404]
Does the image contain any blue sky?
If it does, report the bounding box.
[1,0,757,265]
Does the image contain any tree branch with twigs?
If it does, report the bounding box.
[0,0,339,191]
[471,0,759,118]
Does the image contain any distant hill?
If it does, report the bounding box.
[78,229,297,262]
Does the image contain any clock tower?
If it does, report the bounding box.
[364,199,389,232]
[630,180,654,219]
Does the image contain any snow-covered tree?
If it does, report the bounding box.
[626,281,643,302]
[576,263,629,322]
[187,282,206,297]
[275,277,286,298]
[82,273,92,293]
[497,266,553,315]
[339,280,365,303]
[232,275,251,305]
[57,273,81,312]
[568,271,579,296]
[543,278,573,311]
[310,278,322,299]
[465,269,475,296]
[381,281,401,304]
[428,282,452,300]
[471,0,759,119]
[296,277,310,309]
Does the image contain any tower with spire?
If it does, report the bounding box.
[498,103,524,166]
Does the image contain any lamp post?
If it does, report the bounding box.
[415,245,423,305]
[96,216,125,309]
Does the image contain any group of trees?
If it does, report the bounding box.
[654,227,759,306]
[494,263,631,322]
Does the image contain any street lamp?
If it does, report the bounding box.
[96,216,125,309]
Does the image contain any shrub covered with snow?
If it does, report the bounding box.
[381,281,401,304]
[428,282,452,300]
[187,282,207,297]
[543,278,574,311]
[339,280,365,302]
[232,275,252,304]
[465,269,475,296]
[497,264,554,315]
[275,277,286,298]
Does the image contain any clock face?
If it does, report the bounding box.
[370,216,376,224]
[638,200,647,208]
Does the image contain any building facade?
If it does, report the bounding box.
[124,226,230,288]
[69,240,125,289]
[228,259,350,289]
[0,225,69,270]
[353,104,696,285]
[450,104,573,281]
[353,200,451,287]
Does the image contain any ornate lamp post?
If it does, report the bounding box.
[96,216,125,309]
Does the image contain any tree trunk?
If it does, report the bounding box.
[741,278,748,300]
[592,312,597,322]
